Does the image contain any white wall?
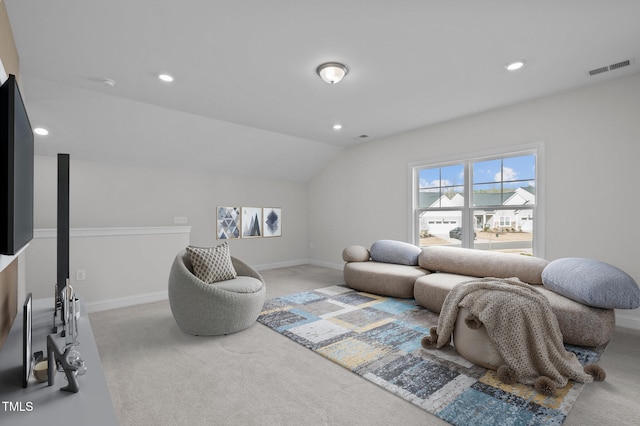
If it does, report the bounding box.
[31,156,309,266]
[308,72,640,328]
[26,156,310,309]
[25,227,190,312]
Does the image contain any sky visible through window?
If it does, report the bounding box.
[419,154,535,191]
[474,155,535,189]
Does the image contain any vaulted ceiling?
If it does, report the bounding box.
[6,1,640,182]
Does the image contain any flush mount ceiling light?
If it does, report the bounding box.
[33,127,49,136]
[316,62,348,84]
[504,60,526,71]
[332,124,343,130]
[158,73,174,82]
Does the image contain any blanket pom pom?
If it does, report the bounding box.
[584,364,606,381]
[534,376,557,396]
[421,327,439,349]
[464,313,482,330]
[497,365,516,384]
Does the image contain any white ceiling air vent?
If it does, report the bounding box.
[609,59,632,71]
[587,58,635,77]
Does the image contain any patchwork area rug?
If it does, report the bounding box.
[258,285,606,426]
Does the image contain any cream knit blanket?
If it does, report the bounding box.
[433,277,593,387]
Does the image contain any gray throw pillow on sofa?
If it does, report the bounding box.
[542,257,640,309]
[369,240,421,266]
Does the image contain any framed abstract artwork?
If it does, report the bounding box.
[217,207,241,239]
[241,207,262,238]
[263,207,282,237]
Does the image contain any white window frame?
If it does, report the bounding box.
[408,142,545,257]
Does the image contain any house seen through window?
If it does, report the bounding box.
[413,150,540,256]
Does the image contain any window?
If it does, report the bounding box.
[411,146,543,256]
[498,216,511,227]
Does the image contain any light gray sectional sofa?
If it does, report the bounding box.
[343,240,640,347]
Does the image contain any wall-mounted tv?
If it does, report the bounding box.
[0,74,34,255]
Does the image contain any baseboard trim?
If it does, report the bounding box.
[85,291,168,313]
[252,259,309,271]
[309,259,344,271]
[85,259,311,313]
[615,312,640,330]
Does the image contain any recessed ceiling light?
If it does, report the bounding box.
[158,73,174,82]
[33,127,49,136]
[332,124,343,130]
[505,60,526,71]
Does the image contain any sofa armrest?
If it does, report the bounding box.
[342,245,370,262]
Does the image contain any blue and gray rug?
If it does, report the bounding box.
[258,285,605,426]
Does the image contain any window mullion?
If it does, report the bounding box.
[463,161,472,246]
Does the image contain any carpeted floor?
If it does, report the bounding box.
[258,285,605,425]
[90,265,640,426]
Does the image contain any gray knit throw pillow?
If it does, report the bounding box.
[187,243,237,283]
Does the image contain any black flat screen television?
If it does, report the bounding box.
[0,74,34,255]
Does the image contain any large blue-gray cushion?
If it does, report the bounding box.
[369,240,421,266]
[542,257,640,309]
